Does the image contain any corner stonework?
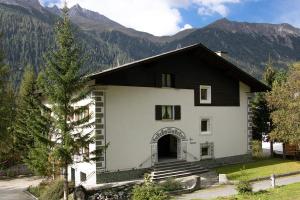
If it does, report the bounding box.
[247,94,254,154]
[92,90,106,176]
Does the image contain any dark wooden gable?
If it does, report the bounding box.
[94,47,241,106]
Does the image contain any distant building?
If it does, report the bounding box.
[68,43,268,186]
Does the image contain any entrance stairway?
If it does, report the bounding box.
[151,160,208,181]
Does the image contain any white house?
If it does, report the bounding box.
[68,43,268,186]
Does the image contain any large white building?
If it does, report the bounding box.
[69,44,268,186]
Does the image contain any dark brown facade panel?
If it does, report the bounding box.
[96,52,241,106]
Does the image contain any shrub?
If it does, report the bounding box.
[236,181,252,194]
[39,179,64,200]
[159,178,182,192]
[132,183,169,200]
[5,169,15,177]
[28,180,50,198]
[252,140,265,159]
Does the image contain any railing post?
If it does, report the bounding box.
[271,174,275,188]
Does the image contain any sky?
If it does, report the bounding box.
[39,0,300,36]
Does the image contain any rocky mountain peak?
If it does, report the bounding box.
[69,4,105,21]
[46,5,61,15]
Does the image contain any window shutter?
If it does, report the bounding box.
[194,86,200,106]
[171,74,176,88]
[155,105,162,120]
[174,105,181,120]
[155,73,162,87]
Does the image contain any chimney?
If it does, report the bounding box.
[215,51,228,57]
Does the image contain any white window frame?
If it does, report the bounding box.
[200,117,212,135]
[161,105,175,121]
[200,142,214,160]
[200,85,211,104]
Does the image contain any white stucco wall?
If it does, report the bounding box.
[103,82,251,171]
[68,94,97,186]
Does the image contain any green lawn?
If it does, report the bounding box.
[213,182,300,200]
[216,158,300,181]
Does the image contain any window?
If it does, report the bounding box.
[200,85,211,104]
[162,73,174,87]
[201,120,208,132]
[200,142,214,159]
[200,118,211,134]
[80,172,87,182]
[73,106,89,121]
[155,105,181,121]
[83,146,89,160]
[71,168,75,182]
[201,147,209,156]
[162,106,173,120]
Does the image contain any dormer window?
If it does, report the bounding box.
[162,73,174,87]
[200,85,211,104]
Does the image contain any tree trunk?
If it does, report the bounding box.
[63,165,68,200]
[52,161,55,181]
[270,140,274,157]
[283,143,286,159]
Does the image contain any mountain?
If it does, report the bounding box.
[0,0,300,84]
[0,0,42,10]
[0,2,132,84]
[163,18,300,77]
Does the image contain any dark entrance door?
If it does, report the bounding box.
[158,134,178,161]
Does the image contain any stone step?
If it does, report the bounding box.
[152,169,208,181]
[152,167,208,177]
[153,160,201,169]
[153,159,186,168]
[151,160,208,181]
[154,165,206,175]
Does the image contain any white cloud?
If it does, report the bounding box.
[39,0,242,36]
[180,24,193,31]
[40,0,188,36]
[193,0,240,16]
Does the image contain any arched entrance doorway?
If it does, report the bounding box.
[157,134,178,161]
[151,127,187,164]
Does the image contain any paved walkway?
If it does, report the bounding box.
[0,176,43,200]
[176,174,300,199]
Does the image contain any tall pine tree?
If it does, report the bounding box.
[0,34,15,159]
[14,66,53,176]
[40,5,93,199]
[251,61,276,140]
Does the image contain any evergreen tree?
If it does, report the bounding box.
[0,34,15,157]
[39,5,93,200]
[251,61,277,141]
[14,66,52,175]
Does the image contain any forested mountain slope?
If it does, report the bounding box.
[1,0,300,84]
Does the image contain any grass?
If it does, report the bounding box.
[28,180,48,197]
[214,182,300,200]
[216,158,300,181]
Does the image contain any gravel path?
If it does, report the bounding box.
[0,176,43,200]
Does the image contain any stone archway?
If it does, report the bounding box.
[151,127,187,164]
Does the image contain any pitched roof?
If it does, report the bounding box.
[89,43,269,92]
